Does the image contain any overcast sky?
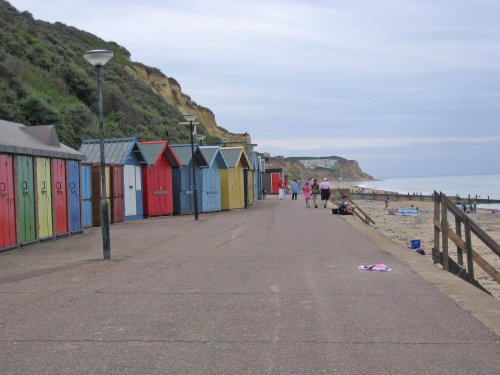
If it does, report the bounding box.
[8,0,500,178]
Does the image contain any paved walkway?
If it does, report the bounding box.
[1,196,499,374]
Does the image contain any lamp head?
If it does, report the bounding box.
[183,114,197,122]
[83,49,113,67]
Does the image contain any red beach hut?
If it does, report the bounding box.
[139,141,180,217]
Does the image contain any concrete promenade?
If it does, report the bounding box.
[1,195,499,374]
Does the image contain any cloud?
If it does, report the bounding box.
[8,0,500,177]
[256,136,500,150]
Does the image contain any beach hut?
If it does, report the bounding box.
[90,164,112,227]
[264,168,284,194]
[51,158,68,235]
[139,140,180,217]
[171,144,208,215]
[199,146,228,213]
[245,148,258,207]
[0,120,83,250]
[81,163,92,228]
[258,157,266,199]
[111,165,124,223]
[80,137,146,221]
[0,153,16,250]
[219,147,251,210]
[67,160,82,233]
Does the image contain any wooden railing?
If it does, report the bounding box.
[332,189,375,226]
[433,191,500,293]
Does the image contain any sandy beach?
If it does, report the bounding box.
[348,195,500,299]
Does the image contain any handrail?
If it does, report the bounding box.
[433,191,500,292]
[332,189,375,225]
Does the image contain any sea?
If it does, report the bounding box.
[357,173,500,210]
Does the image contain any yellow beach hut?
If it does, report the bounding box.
[220,147,251,210]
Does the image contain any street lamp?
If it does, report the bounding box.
[196,134,206,145]
[83,49,113,259]
[183,114,199,220]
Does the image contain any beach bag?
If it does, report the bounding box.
[312,185,319,194]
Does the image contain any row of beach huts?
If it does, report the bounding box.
[0,119,285,252]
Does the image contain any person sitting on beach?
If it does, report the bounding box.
[338,195,354,215]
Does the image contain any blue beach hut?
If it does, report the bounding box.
[80,137,146,221]
[171,144,208,215]
[199,146,228,213]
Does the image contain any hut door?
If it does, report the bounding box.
[17,155,36,242]
[124,165,137,216]
[36,157,53,239]
[243,169,249,209]
[202,167,219,212]
[81,165,92,228]
[111,166,124,223]
[52,158,68,235]
[67,160,81,232]
[0,154,16,248]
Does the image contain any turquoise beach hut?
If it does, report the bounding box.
[199,146,228,213]
[171,144,208,215]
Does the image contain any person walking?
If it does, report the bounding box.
[311,178,320,208]
[302,181,312,208]
[278,179,286,200]
[319,177,331,208]
[290,179,300,200]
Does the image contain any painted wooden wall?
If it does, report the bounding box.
[142,156,173,216]
[201,165,221,213]
[81,164,92,228]
[51,158,68,235]
[67,160,81,233]
[16,155,36,243]
[91,165,111,227]
[36,157,53,239]
[111,165,124,223]
[0,154,16,249]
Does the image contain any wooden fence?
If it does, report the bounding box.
[432,191,500,293]
[332,189,375,226]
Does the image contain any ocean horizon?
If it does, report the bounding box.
[358,173,500,210]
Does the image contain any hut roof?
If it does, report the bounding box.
[199,146,228,169]
[79,137,146,165]
[0,119,83,160]
[220,147,251,168]
[138,141,181,167]
[171,144,208,167]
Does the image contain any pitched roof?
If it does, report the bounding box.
[171,144,208,167]
[138,141,181,167]
[79,137,146,165]
[0,119,83,160]
[220,147,250,168]
[199,146,228,169]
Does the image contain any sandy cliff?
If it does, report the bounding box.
[130,63,249,143]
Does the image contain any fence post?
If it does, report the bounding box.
[433,191,441,264]
[441,193,449,271]
[464,218,475,282]
[455,216,463,266]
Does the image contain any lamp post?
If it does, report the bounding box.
[83,49,113,259]
[183,114,199,221]
[196,134,206,146]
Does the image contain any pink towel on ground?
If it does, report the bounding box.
[358,264,391,271]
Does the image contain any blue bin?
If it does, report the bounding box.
[410,240,420,249]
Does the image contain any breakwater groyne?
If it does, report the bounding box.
[349,191,500,205]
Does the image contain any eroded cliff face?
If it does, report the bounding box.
[130,63,249,143]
